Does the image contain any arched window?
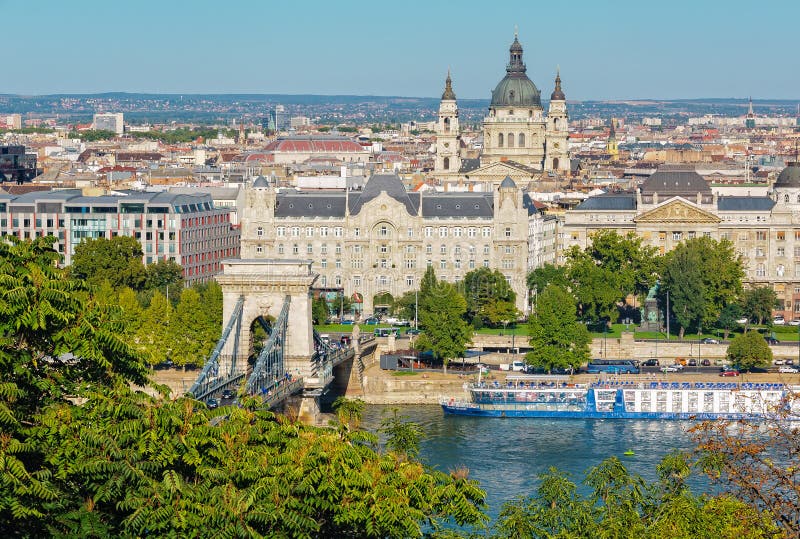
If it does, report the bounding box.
[443,117,450,133]
[518,133,525,147]
[498,133,504,147]
[553,157,560,170]
[507,133,514,148]
[796,194,800,203]
[443,157,450,170]
[785,194,790,202]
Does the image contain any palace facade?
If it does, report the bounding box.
[560,163,800,320]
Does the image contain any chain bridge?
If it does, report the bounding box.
[188,259,376,417]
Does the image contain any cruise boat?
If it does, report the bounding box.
[441,376,800,420]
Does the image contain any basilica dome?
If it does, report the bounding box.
[490,35,541,108]
[774,162,800,189]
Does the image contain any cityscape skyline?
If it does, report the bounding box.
[5,0,800,100]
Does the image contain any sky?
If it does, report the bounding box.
[4,0,800,100]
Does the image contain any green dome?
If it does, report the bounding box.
[490,35,541,108]
[775,162,800,188]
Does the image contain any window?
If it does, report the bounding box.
[756,247,764,257]
[507,132,514,148]
[425,227,432,238]
[440,244,446,254]
[353,276,362,287]
[453,227,461,237]
[278,244,284,254]
[321,245,328,255]
[379,225,389,237]
[777,231,786,241]
[498,133,504,147]
[292,244,299,255]
[426,244,432,255]
[256,245,263,254]
[483,259,490,268]
[439,226,447,238]
[502,259,513,269]
[468,227,476,238]
[469,259,475,269]
[405,259,415,269]
[335,275,342,286]
[483,245,490,255]
[321,259,327,269]
[354,245,362,254]
[482,227,491,238]
[380,244,388,254]
[407,227,413,238]
[454,259,462,270]
[379,275,389,286]
[306,244,313,254]
[406,276,414,287]
[277,226,285,237]
[320,227,328,237]
[306,226,313,237]
[335,244,342,254]
[440,259,447,269]
[518,133,525,147]
[755,263,766,277]
[406,245,415,254]
[334,227,342,237]
[504,245,512,254]
[380,259,388,268]
[454,245,461,255]
[672,231,682,241]
[777,247,785,257]
[354,227,360,237]
[756,231,766,241]
[291,227,299,237]
[687,231,696,239]
[335,260,342,269]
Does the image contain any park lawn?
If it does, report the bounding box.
[474,326,528,336]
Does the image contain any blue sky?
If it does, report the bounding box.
[4,0,799,100]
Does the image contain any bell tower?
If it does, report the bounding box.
[435,70,461,174]
[545,69,569,172]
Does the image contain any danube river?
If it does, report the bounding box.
[361,405,708,520]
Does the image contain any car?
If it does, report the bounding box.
[396,319,411,327]
[790,319,800,326]
[701,358,711,366]
[700,337,719,344]
[774,359,785,365]
[773,316,786,325]
[786,359,795,365]
[364,317,379,325]
[687,358,697,366]
[778,366,799,373]
[341,319,354,325]
[641,358,659,367]
[221,389,235,400]
[736,317,749,324]
[405,328,421,335]
[765,336,780,345]
[660,365,680,373]
[719,370,740,377]
[206,398,219,409]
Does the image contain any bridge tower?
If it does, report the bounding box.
[215,259,317,378]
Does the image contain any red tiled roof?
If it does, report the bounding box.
[264,138,365,153]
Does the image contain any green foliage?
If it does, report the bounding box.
[725,330,773,371]
[526,262,568,295]
[144,258,184,297]
[717,303,744,339]
[379,408,424,461]
[526,284,591,372]
[486,455,779,539]
[128,127,235,144]
[460,267,519,327]
[68,129,117,141]
[566,246,622,322]
[312,296,329,325]
[740,286,779,326]
[135,291,173,365]
[661,237,744,336]
[392,290,418,321]
[71,236,147,290]
[415,271,472,367]
[589,229,660,300]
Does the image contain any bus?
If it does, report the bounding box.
[586,359,640,375]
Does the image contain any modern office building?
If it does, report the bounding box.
[0,189,240,284]
[92,112,124,135]
[0,145,38,183]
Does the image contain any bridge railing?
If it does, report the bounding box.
[245,295,291,396]
[188,295,244,399]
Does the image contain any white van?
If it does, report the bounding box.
[511,361,526,372]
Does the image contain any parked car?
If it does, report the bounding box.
[790,319,800,326]
[700,337,719,344]
[701,358,711,366]
[765,336,780,345]
[221,389,235,400]
[786,359,795,365]
[736,317,749,324]
[773,316,786,325]
[774,359,785,365]
[341,320,354,325]
[641,358,659,367]
[364,317,380,325]
[778,366,799,373]
[206,398,219,409]
[719,370,740,377]
[405,328,421,335]
[687,358,697,366]
[660,365,680,373]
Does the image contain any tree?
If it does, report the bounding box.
[526,284,591,373]
[415,273,472,373]
[725,330,772,371]
[589,230,659,301]
[312,296,329,325]
[144,258,184,298]
[461,267,518,327]
[716,303,743,340]
[170,288,209,367]
[566,247,621,323]
[740,286,779,326]
[660,237,744,337]
[487,455,778,538]
[526,263,569,297]
[70,236,147,290]
[135,291,174,365]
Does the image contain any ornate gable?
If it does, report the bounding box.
[635,198,720,224]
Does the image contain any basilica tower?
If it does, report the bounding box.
[545,69,569,172]
[434,71,461,173]
[481,33,546,169]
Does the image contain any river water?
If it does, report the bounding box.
[361,405,708,520]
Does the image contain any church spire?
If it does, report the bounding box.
[747,96,754,116]
[550,68,565,101]
[441,69,456,100]
[507,31,526,74]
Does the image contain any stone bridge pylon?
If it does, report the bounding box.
[215,259,318,378]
